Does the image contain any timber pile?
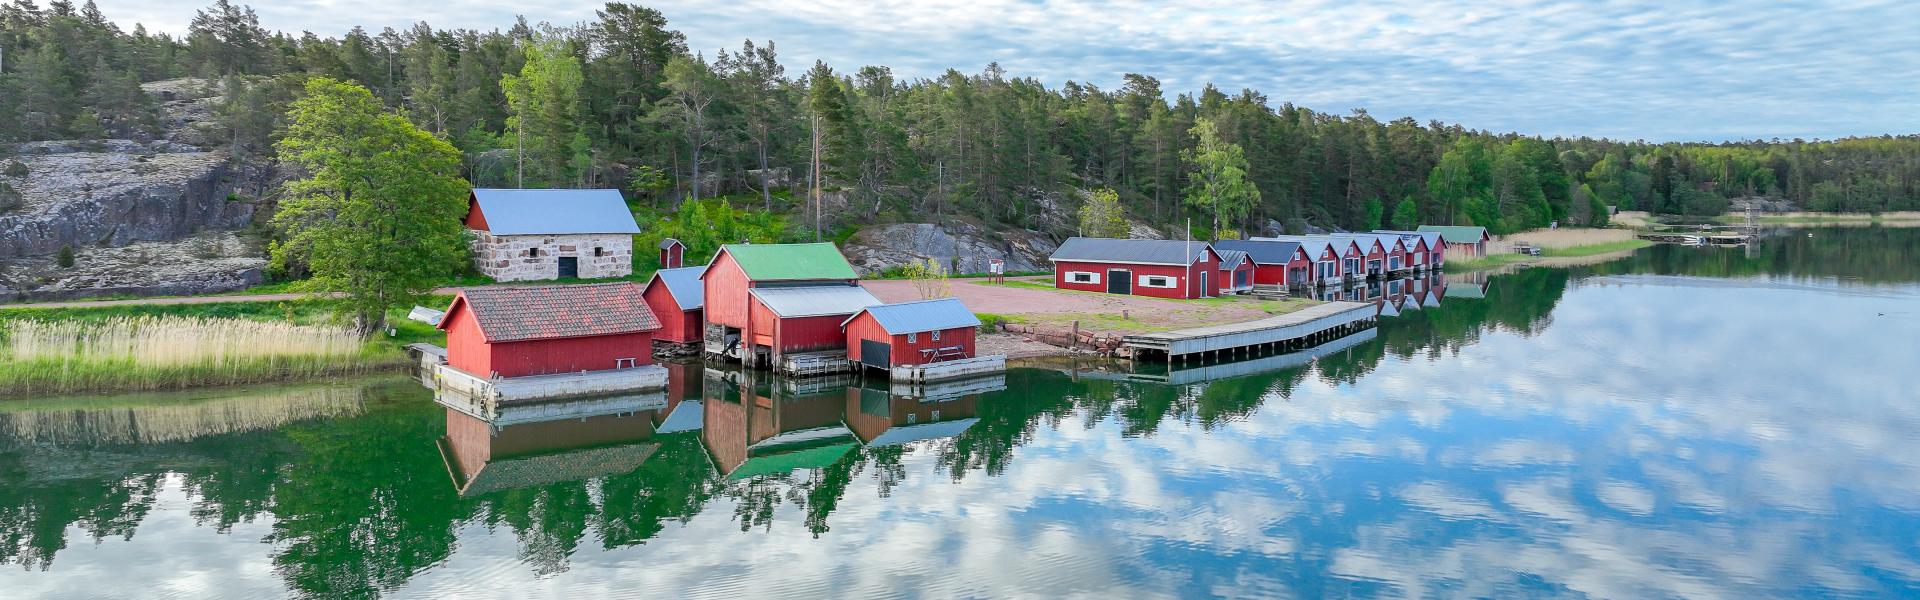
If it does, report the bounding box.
[1250,284,1288,300]
[998,322,1126,355]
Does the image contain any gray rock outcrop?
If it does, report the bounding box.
[843,222,1059,275]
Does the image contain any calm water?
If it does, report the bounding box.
[4,228,1919,599]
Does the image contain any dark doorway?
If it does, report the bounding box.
[557,256,578,279]
[1107,269,1131,295]
[1199,272,1209,298]
[860,339,892,369]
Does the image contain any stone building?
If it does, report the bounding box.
[465,188,642,282]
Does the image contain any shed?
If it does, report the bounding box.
[1215,249,1255,294]
[1048,237,1222,299]
[1254,236,1354,285]
[843,298,981,370]
[1213,239,1310,286]
[641,265,706,344]
[438,282,660,378]
[701,243,864,366]
[466,188,641,282]
[1419,225,1490,257]
[658,238,686,269]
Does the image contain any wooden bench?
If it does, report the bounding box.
[921,346,970,363]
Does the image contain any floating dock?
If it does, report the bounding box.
[1122,301,1377,362]
[887,355,1007,383]
[429,362,668,420]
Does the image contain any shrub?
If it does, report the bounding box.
[56,245,75,269]
[3,160,26,177]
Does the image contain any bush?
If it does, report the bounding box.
[3,160,26,177]
[976,313,1009,333]
[56,245,75,269]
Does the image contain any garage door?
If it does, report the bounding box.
[1106,269,1131,294]
[860,339,891,369]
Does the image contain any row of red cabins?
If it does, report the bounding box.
[437,241,980,380]
[1048,228,1476,298]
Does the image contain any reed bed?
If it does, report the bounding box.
[0,316,404,397]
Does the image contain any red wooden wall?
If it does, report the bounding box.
[642,279,702,343]
[703,251,751,329]
[486,331,654,378]
[776,312,857,353]
[442,301,493,377]
[462,199,490,230]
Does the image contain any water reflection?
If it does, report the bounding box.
[2,228,1919,598]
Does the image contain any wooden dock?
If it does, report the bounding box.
[1092,328,1378,385]
[430,362,669,419]
[1122,301,1377,362]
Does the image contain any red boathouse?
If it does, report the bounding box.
[702,242,878,367]
[843,298,981,370]
[438,282,661,379]
[1213,239,1311,287]
[1048,237,1222,299]
[641,265,706,344]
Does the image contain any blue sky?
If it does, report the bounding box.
[97,0,1919,142]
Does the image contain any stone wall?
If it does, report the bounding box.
[471,232,633,282]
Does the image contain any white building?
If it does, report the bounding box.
[464,188,642,282]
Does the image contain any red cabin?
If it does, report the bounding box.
[1419,225,1489,258]
[438,283,660,379]
[658,238,686,269]
[843,298,981,370]
[1048,237,1222,299]
[1215,249,1256,294]
[641,266,705,344]
[701,243,877,367]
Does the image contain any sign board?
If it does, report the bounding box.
[987,259,1005,275]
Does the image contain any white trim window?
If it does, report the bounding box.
[931,330,942,341]
[1139,275,1178,289]
[1065,271,1100,284]
[907,332,917,343]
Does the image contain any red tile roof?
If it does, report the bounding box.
[449,283,660,342]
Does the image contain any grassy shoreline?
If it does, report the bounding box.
[1,301,444,398]
[1449,238,1652,271]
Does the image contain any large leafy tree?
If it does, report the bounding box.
[1181,117,1260,236]
[1077,188,1130,238]
[270,78,470,336]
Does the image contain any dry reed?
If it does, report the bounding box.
[0,316,402,397]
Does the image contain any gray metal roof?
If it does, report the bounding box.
[1049,237,1215,266]
[843,297,981,334]
[1216,249,1249,270]
[1374,230,1443,249]
[658,237,683,250]
[1259,235,1363,256]
[1212,239,1302,265]
[470,188,641,236]
[649,266,706,311]
[749,285,881,318]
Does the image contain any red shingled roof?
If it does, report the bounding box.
[444,283,660,342]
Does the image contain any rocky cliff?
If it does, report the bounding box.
[843,222,1059,275]
[0,79,266,301]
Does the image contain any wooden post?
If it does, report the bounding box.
[1072,320,1079,350]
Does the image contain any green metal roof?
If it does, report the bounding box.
[1416,225,1490,242]
[721,243,858,281]
[727,441,858,480]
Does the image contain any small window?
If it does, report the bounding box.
[527,247,540,258]
[1139,275,1177,289]
[931,330,941,341]
[907,332,917,343]
[594,247,605,257]
[1066,271,1098,284]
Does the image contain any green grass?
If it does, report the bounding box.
[1444,253,1535,271]
[1541,239,1653,257]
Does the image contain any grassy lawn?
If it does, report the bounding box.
[1541,239,1652,257]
